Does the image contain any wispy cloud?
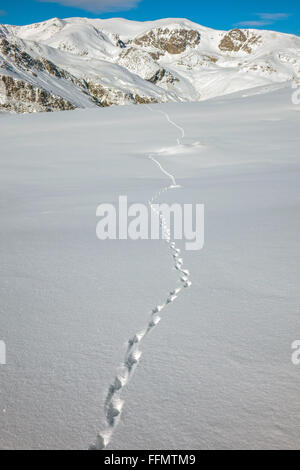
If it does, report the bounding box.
[258,13,291,21]
[237,12,291,28]
[0,10,7,16]
[237,20,270,27]
[35,0,141,14]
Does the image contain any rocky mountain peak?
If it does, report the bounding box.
[219,28,262,54]
[132,27,201,55]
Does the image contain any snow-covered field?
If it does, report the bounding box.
[0,83,300,449]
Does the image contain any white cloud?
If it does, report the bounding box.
[258,13,291,21]
[236,12,291,28]
[36,0,141,14]
[237,20,271,27]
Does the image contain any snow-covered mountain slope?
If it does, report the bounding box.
[0,17,300,112]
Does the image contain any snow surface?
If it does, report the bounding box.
[0,83,300,449]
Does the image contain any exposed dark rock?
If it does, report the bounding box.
[132,94,159,104]
[148,68,179,85]
[0,74,76,113]
[219,29,262,54]
[86,81,159,107]
[0,38,88,88]
[132,28,201,55]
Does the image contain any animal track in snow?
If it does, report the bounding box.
[90,105,192,450]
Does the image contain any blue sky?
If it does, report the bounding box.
[0,0,299,35]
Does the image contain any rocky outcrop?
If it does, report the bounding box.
[119,47,178,87]
[148,68,179,85]
[132,28,201,55]
[0,75,76,113]
[203,55,218,63]
[219,29,261,54]
[133,94,159,104]
[0,37,100,111]
[0,38,83,85]
[86,81,123,107]
[86,81,159,107]
[118,47,160,81]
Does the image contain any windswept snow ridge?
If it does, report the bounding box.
[90,106,192,451]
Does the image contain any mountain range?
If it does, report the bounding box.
[0,16,300,113]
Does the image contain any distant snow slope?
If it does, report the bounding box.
[0,84,300,449]
[0,17,300,112]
